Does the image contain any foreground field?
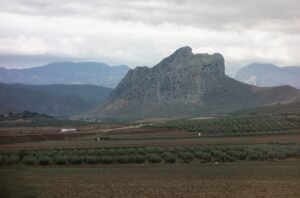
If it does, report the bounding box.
[1,162,299,198]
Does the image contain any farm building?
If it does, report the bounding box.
[61,128,77,133]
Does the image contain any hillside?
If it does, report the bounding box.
[231,102,300,116]
[0,83,112,116]
[234,63,300,89]
[89,47,300,120]
[0,62,129,88]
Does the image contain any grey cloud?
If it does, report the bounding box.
[1,0,299,31]
[0,0,299,70]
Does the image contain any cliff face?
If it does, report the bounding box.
[94,47,300,119]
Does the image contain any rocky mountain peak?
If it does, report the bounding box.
[172,46,193,57]
[92,46,299,119]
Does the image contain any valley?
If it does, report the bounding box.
[0,47,299,198]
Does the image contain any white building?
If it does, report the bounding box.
[61,128,77,133]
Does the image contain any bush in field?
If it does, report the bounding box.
[186,146,198,153]
[194,151,212,162]
[247,150,265,161]
[267,150,287,160]
[226,150,246,160]
[17,150,29,159]
[78,149,86,156]
[174,146,185,153]
[53,156,66,165]
[211,150,235,162]
[116,148,125,155]
[6,155,20,165]
[100,156,114,164]
[135,155,146,163]
[105,148,116,156]
[178,152,194,163]
[87,149,97,156]
[22,155,36,165]
[85,156,98,164]
[44,150,57,157]
[68,156,82,165]
[147,154,162,163]
[116,155,131,164]
[38,156,50,165]
[161,152,176,163]
[124,148,136,155]
[145,147,158,153]
[0,155,6,165]
[136,148,146,155]
[95,149,105,156]
[128,155,138,163]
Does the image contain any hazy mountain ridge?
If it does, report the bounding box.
[234,63,300,89]
[89,47,300,120]
[0,62,129,88]
[0,83,112,116]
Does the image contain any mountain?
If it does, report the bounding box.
[89,47,300,120]
[0,83,112,116]
[0,62,130,88]
[234,63,300,89]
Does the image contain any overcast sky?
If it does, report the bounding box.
[0,0,299,73]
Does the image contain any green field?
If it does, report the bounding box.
[150,115,300,136]
[1,143,300,166]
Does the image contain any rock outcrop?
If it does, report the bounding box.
[93,47,300,119]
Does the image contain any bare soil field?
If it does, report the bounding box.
[0,123,137,144]
[1,162,299,198]
[1,133,300,151]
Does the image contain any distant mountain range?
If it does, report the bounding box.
[234,63,300,89]
[87,47,300,120]
[0,62,129,88]
[0,83,112,116]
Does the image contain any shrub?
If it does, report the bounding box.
[100,156,114,164]
[116,156,130,164]
[248,151,265,161]
[174,146,185,153]
[85,156,98,164]
[194,151,212,162]
[68,156,82,165]
[95,149,105,156]
[53,156,66,165]
[105,148,116,156]
[116,148,125,155]
[161,152,176,163]
[135,155,146,163]
[178,152,194,162]
[136,148,145,155]
[211,150,235,162]
[0,155,7,165]
[145,147,158,153]
[147,154,162,163]
[6,155,20,165]
[22,155,36,165]
[87,149,97,155]
[226,150,246,160]
[124,148,136,155]
[17,150,29,159]
[127,155,138,163]
[38,156,50,165]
